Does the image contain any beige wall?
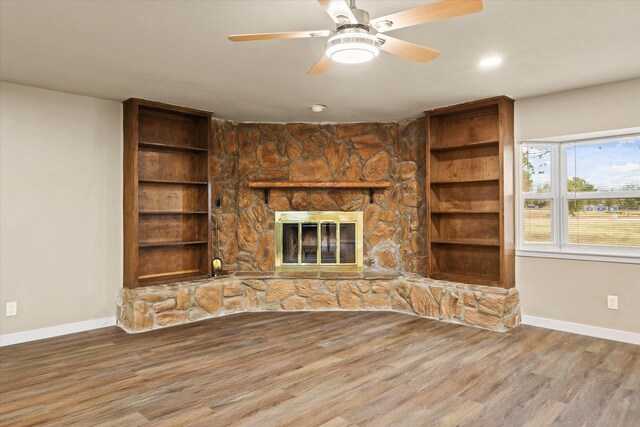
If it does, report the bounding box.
[514,78,640,334]
[0,82,122,335]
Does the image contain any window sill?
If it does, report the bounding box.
[516,248,640,265]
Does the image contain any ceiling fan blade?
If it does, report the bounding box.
[371,0,483,33]
[308,55,331,75]
[317,0,358,24]
[378,34,440,63]
[229,30,330,42]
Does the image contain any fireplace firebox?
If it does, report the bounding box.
[275,211,363,272]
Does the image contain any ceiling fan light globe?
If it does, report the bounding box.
[330,46,377,64]
[325,31,380,64]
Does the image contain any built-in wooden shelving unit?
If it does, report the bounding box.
[425,96,515,288]
[123,98,212,288]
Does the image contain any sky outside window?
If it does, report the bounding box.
[567,136,640,192]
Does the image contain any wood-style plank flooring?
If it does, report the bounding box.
[1,312,638,426]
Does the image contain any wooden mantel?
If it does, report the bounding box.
[248,181,391,189]
[247,181,391,203]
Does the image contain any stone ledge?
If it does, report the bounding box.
[117,272,520,333]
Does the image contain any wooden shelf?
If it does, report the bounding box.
[431,209,500,214]
[248,181,391,189]
[430,181,500,214]
[430,178,499,185]
[138,271,210,287]
[431,238,500,247]
[139,179,208,185]
[139,240,208,248]
[139,141,208,153]
[139,211,208,215]
[430,139,499,152]
[430,271,499,287]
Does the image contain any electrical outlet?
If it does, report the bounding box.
[6,302,17,316]
[607,295,618,310]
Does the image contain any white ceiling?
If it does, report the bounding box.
[1,0,639,122]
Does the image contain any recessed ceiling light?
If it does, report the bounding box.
[479,56,503,69]
[310,104,327,113]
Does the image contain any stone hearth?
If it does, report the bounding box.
[118,273,520,333]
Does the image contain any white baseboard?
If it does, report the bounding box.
[3,315,637,346]
[0,317,116,347]
[521,315,640,345]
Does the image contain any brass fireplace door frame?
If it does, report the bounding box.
[275,211,364,272]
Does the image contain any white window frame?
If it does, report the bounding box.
[516,131,640,264]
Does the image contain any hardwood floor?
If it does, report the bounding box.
[1,312,638,426]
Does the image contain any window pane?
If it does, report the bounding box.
[523,199,552,243]
[567,136,640,192]
[567,198,640,247]
[522,144,552,193]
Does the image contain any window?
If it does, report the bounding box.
[518,133,640,262]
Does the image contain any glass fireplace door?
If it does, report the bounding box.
[301,223,318,264]
[275,211,363,272]
[321,223,337,263]
[339,223,356,264]
[281,223,299,264]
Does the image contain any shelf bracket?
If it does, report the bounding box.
[264,189,269,204]
[369,188,374,204]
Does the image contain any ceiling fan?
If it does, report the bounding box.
[228,0,483,75]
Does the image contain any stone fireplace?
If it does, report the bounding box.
[275,211,363,272]
[210,120,428,273]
